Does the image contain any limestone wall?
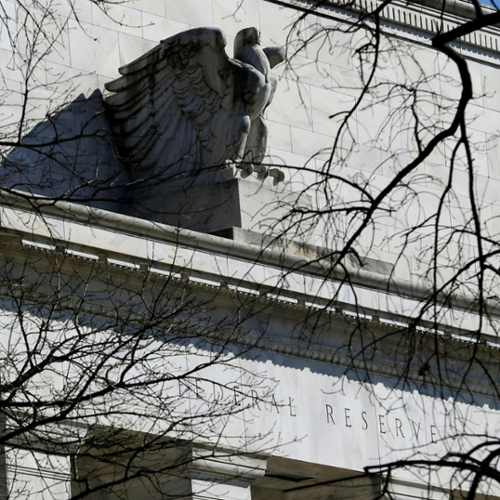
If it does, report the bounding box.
[2,3,500,497]
[2,0,500,288]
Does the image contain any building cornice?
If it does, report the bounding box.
[1,191,500,399]
[1,240,498,400]
[0,189,497,324]
[269,0,500,63]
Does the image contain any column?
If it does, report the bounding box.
[189,446,268,500]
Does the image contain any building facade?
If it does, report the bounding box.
[1,0,500,498]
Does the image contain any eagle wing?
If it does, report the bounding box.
[104,28,250,176]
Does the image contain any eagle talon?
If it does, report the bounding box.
[253,164,268,178]
[269,168,285,183]
[240,163,254,175]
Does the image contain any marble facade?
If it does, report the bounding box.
[1,0,500,498]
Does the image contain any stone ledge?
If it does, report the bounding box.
[211,226,394,277]
[270,0,500,62]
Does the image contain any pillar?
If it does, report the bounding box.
[188,446,268,500]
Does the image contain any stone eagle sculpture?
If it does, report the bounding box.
[104,27,285,178]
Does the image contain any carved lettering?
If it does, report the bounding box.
[430,424,437,443]
[271,394,280,414]
[361,411,368,430]
[345,408,352,427]
[378,414,386,434]
[233,386,240,406]
[395,418,405,438]
[326,404,336,424]
[238,389,449,442]
[411,421,421,440]
[251,390,261,410]
[213,383,224,404]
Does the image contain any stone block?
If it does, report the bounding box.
[310,86,355,138]
[117,32,156,66]
[267,120,293,153]
[259,1,301,48]
[267,78,313,132]
[0,1,16,51]
[290,55,333,89]
[213,0,261,37]
[129,0,166,17]
[142,12,190,42]
[290,126,333,158]
[91,3,143,37]
[68,20,120,77]
[164,0,215,27]
[123,167,314,239]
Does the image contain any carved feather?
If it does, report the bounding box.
[104,27,250,176]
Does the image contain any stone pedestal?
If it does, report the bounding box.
[124,166,314,238]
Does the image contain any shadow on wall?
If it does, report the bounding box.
[3,89,126,212]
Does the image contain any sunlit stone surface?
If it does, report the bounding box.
[1,0,500,498]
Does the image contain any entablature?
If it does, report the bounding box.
[0,191,499,398]
[269,0,500,65]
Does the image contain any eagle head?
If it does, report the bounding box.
[235,27,261,52]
